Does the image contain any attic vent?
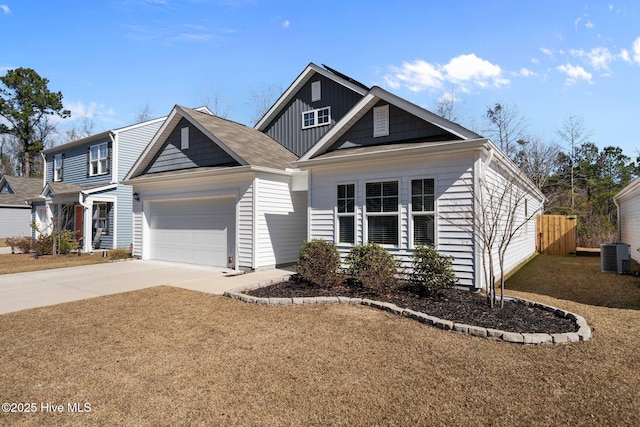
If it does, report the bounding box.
[373,104,389,137]
[181,127,189,150]
[311,81,321,102]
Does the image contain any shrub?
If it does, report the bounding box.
[54,230,78,254]
[5,236,32,254]
[295,239,342,287]
[32,234,53,255]
[409,244,457,296]
[346,242,398,292]
[108,248,132,260]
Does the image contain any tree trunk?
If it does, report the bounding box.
[24,151,30,177]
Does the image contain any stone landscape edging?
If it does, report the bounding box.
[223,275,592,345]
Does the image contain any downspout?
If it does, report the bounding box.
[109,131,118,185]
[613,198,622,242]
[40,152,46,189]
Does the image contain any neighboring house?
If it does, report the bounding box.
[0,175,43,238]
[124,106,306,270]
[257,64,545,290]
[33,114,173,252]
[614,177,640,262]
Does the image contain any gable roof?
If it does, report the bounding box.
[297,86,482,162]
[614,176,640,201]
[126,106,297,180]
[0,175,43,206]
[254,63,370,131]
[43,114,171,154]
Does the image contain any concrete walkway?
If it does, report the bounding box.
[0,260,292,315]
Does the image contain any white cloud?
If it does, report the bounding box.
[619,49,631,63]
[585,21,594,29]
[530,57,540,64]
[64,101,116,122]
[0,4,10,14]
[384,54,508,95]
[634,37,640,63]
[570,47,615,71]
[512,68,538,77]
[557,63,593,85]
[540,48,554,57]
[281,19,290,29]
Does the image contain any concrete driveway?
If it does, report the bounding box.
[0,260,292,315]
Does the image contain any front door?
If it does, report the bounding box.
[74,205,83,243]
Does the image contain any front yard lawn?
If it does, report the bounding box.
[0,254,639,425]
[0,253,108,275]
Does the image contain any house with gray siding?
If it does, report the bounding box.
[124,105,306,271]
[32,112,189,252]
[0,175,43,238]
[614,177,640,263]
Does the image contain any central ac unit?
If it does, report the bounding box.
[601,242,631,274]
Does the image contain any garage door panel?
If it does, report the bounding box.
[149,198,234,267]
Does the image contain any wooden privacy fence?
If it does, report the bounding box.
[536,215,577,256]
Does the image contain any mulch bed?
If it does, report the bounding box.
[247,278,577,334]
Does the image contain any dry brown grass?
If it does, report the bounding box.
[0,255,639,425]
[0,253,108,275]
[507,254,640,309]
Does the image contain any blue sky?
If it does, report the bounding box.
[1,1,638,157]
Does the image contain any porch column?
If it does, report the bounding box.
[83,203,93,252]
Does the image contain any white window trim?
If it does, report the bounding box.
[409,177,437,249]
[53,154,63,182]
[364,179,400,248]
[301,106,331,129]
[336,182,356,246]
[89,142,108,176]
[373,104,390,137]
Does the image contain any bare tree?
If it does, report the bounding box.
[556,115,591,210]
[247,83,282,125]
[434,89,459,122]
[202,86,230,119]
[135,103,153,124]
[484,102,528,160]
[447,158,541,308]
[63,117,96,144]
[514,135,561,189]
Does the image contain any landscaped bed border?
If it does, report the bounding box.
[224,275,592,345]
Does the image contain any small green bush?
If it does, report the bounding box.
[346,242,398,292]
[5,236,32,254]
[409,245,457,296]
[295,239,342,287]
[55,230,78,254]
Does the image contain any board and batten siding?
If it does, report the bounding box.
[617,181,640,263]
[263,74,364,157]
[254,175,307,268]
[308,153,477,288]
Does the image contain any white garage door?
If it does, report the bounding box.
[149,197,235,267]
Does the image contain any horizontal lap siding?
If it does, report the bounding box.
[237,183,253,268]
[132,199,143,257]
[117,120,164,181]
[619,188,640,263]
[309,154,476,287]
[47,137,112,186]
[255,176,306,268]
[482,164,543,281]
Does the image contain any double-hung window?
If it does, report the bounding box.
[411,178,435,246]
[89,143,108,176]
[366,181,398,246]
[337,184,355,244]
[302,107,331,129]
[53,154,63,182]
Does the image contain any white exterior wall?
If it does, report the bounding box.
[0,207,32,238]
[308,152,477,287]
[617,180,640,263]
[254,174,307,269]
[477,159,544,289]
